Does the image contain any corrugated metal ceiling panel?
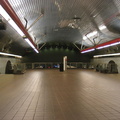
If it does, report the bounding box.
[7,0,120,47]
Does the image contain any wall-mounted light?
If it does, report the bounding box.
[0,5,24,36]
[0,52,22,58]
[94,53,120,58]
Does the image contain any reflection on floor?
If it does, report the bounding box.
[0,69,120,120]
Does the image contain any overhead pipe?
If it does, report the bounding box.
[0,0,38,50]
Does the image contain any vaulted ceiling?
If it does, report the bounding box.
[1,0,120,55]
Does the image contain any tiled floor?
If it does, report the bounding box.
[0,69,120,120]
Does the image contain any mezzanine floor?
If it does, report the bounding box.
[0,69,120,120]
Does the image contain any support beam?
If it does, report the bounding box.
[85,35,95,45]
[27,14,43,31]
[36,34,46,44]
[80,40,86,51]
[73,43,81,51]
[39,43,46,50]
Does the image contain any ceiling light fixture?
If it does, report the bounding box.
[34,48,39,53]
[0,52,22,58]
[25,38,35,49]
[81,48,95,53]
[97,42,120,49]
[0,1,39,53]
[81,38,120,54]
[25,38,39,53]
[0,5,24,36]
[94,53,120,58]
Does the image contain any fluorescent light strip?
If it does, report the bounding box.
[25,38,39,53]
[0,5,25,36]
[0,5,39,53]
[81,41,120,54]
[97,44,111,49]
[110,42,120,46]
[97,42,120,49]
[0,52,22,58]
[94,53,120,58]
[81,48,95,53]
[25,38,35,49]
[34,48,39,53]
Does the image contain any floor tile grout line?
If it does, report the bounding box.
[21,74,42,120]
[32,78,43,120]
[0,75,34,112]
[1,75,38,120]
